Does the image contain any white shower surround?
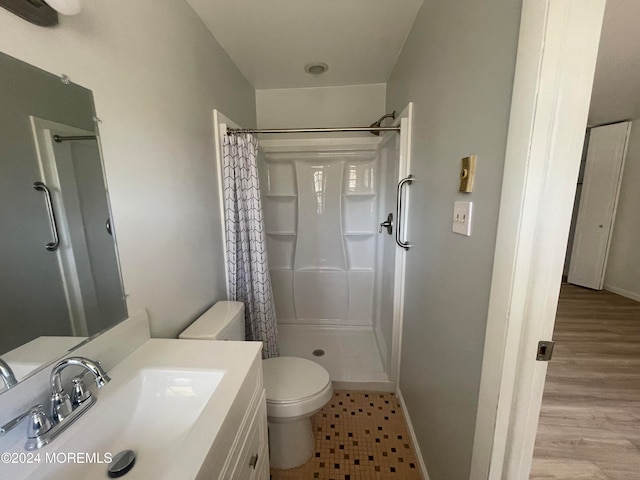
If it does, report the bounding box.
[259,137,381,327]
[259,132,407,389]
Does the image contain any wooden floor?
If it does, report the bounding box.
[530,284,640,480]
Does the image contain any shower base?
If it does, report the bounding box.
[278,324,394,392]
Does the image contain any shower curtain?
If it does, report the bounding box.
[222,133,279,358]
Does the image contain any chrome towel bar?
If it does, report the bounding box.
[395,175,413,250]
[33,181,60,251]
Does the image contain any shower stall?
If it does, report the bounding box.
[214,104,413,390]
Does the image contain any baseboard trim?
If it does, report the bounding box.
[397,388,430,480]
[603,283,640,302]
[332,380,396,392]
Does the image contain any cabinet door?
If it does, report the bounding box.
[228,391,268,479]
[253,442,270,480]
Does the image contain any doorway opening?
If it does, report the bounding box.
[530,0,640,476]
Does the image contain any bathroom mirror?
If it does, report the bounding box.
[0,51,127,393]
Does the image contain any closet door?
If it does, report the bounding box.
[568,121,631,289]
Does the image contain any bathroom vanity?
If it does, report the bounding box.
[201,349,269,480]
[0,314,269,479]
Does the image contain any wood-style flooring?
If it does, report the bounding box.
[530,284,640,480]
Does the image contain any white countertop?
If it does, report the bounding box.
[0,339,262,480]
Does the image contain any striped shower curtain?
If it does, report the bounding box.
[222,132,279,358]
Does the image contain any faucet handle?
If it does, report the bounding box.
[51,391,73,423]
[0,405,52,438]
[71,376,92,406]
[25,405,52,439]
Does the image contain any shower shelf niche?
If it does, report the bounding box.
[343,195,376,234]
[263,196,297,235]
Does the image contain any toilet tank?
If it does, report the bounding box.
[178,301,245,341]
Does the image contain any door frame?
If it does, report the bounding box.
[470,1,607,479]
[390,102,413,384]
[212,109,242,299]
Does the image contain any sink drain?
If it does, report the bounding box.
[108,450,136,478]
[312,349,325,357]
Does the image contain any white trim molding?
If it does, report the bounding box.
[603,284,640,303]
[397,389,430,480]
[212,109,242,299]
[470,1,606,479]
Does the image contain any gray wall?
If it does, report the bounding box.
[386,1,521,479]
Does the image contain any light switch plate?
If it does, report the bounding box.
[453,201,472,236]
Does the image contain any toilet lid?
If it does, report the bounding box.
[263,357,330,403]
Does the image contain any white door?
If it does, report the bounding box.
[568,121,631,289]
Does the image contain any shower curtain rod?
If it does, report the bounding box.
[226,126,401,134]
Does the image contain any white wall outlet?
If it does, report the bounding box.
[453,201,472,236]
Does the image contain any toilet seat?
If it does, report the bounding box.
[263,357,332,419]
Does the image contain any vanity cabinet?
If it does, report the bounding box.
[197,351,269,480]
[223,390,269,479]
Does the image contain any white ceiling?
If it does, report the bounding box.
[186,0,423,89]
[589,0,640,125]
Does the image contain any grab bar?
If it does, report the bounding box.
[395,175,413,250]
[33,182,60,251]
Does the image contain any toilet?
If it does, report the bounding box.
[179,301,333,470]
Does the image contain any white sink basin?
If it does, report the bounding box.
[1,339,261,480]
[25,368,223,479]
[92,368,224,452]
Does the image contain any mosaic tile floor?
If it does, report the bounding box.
[270,391,423,480]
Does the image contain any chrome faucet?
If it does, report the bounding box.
[0,358,18,390]
[0,356,110,450]
[49,356,111,422]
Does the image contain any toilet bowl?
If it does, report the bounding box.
[179,301,333,470]
[263,356,333,469]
